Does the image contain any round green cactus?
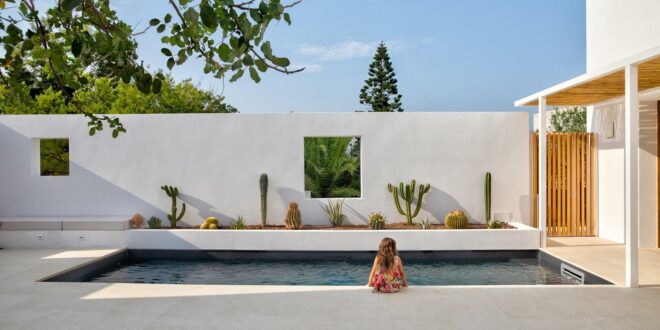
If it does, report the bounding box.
[444,210,468,229]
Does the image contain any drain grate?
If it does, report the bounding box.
[561,263,585,284]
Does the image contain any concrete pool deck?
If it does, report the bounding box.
[1,248,660,329]
[544,237,660,286]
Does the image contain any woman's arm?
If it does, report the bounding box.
[367,256,379,287]
[397,257,408,287]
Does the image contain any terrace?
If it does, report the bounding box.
[2,0,660,329]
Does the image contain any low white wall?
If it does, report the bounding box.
[0,113,531,228]
[0,223,540,251]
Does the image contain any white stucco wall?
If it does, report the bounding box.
[0,113,531,227]
[589,100,657,246]
[586,0,660,71]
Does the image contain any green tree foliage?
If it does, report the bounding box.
[0,74,237,116]
[304,137,361,198]
[40,139,69,176]
[550,107,587,132]
[0,0,302,137]
[359,42,403,112]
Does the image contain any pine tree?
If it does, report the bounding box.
[359,42,404,112]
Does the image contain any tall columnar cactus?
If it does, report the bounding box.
[161,185,186,228]
[387,180,430,225]
[259,173,268,227]
[485,172,492,223]
[285,201,302,229]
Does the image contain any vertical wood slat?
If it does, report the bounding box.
[549,133,554,236]
[586,133,591,236]
[532,133,538,228]
[532,132,596,237]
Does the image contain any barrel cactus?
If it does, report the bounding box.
[285,201,302,229]
[200,217,219,230]
[368,212,386,230]
[444,210,468,229]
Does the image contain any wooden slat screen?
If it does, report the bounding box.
[532,132,597,237]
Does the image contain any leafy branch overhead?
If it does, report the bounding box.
[0,0,303,137]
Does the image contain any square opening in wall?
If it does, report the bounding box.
[39,139,70,176]
[304,136,361,198]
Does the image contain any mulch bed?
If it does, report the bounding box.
[188,222,514,230]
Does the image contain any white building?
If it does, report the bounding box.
[516,0,660,287]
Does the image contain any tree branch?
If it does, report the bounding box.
[249,49,304,74]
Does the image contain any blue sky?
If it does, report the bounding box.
[114,0,586,113]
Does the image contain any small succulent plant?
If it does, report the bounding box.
[147,216,162,229]
[417,217,433,230]
[230,216,247,230]
[487,218,507,229]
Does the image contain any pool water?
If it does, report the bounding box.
[88,257,580,286]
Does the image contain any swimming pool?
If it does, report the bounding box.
[43,250,611,286]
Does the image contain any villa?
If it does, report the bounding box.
[1,0,660,329]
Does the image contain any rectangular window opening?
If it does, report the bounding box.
[304,136,361,198]
[37,139,70,176]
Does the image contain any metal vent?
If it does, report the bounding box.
[561,263,585,284]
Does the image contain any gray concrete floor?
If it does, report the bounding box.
[1,249,660,330]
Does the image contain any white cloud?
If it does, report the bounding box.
[295,38,434,62]
[296,40,379,61]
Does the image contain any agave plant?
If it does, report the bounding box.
[417,218,433,230]
[304,137,360,198]
[320,199,346,227]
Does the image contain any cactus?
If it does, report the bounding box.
[285,201,302,229]
[161,185,186,228]
[259,173,268,227]
[387,180,430,225]
[485,172,492,223]
[368,212,386,230]
[131,213,144,228]
[147,216,162,229]
[200,217,218,230]
[444,210,468,229]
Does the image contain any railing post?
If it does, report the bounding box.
[624,63,639,288]
[538,97,547,248]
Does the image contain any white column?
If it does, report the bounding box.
[538,97,547,248]
[624,63,639,288]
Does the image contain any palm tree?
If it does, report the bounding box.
[304,137,360,198]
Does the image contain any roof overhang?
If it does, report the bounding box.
[515,45,660,107]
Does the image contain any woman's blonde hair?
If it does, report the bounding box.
[377,237,398,270]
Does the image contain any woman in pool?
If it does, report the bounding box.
[368,237,408,293]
